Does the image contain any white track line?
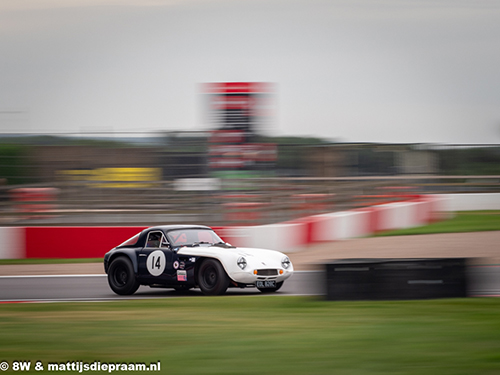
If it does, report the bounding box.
[0,274,106,278]
[0,270,321,279]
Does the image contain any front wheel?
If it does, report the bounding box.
[258,281,284,293]
[197,259,230,296]
[108,256,140,295]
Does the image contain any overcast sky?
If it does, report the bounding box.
[1,0,499,143]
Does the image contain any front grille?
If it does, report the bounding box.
[256,269,278,276]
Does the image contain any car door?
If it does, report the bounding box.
[137,230,176,285]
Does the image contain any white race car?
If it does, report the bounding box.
[104,225,293,296]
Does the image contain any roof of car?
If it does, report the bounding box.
[146,225,212,232]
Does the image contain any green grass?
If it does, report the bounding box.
[0,258,102,265]
[377,211,500,237]
[0,297,499,374]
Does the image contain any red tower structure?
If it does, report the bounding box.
[202,82,276,171]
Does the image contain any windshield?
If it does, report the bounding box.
[167,228,224,247]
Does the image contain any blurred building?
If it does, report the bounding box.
[202,82,277,176]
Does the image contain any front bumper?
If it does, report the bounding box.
[228,268,293,285]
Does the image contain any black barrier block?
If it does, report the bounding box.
[325,258,468,301]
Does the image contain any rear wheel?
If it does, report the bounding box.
[258,281,284,293]
[108,256,140,295]
[197,258,230,296]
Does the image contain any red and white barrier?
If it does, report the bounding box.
[0,227,24,259]
[24,226,147,259]
[0,194,463,259]
[436,193,500,211]
[224,222,307,252]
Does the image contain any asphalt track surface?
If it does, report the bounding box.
[0,271,325,302]
[0,268,499,302]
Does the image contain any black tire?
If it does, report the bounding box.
[257,281,284,293]
[197,258,230,296]
[108,256,140,295]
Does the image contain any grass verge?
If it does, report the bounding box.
[0,258,102,265]
[377,210,500,237]
[0,296,499,374]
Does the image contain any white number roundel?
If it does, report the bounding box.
[147,250,166,276]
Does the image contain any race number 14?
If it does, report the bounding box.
[146,250,166,276]
[152,256,161,269]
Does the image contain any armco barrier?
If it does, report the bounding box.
[0,194,455,259]
[325,258,468,300]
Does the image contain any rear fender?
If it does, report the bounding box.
[107,249,139,274]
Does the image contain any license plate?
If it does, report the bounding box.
[256,280,276,288]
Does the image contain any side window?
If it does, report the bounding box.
[146,232,162,248]
[146,231,170,249]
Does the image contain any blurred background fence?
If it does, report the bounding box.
[0,132,499,226]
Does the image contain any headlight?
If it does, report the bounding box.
[237,257,247,270]
[281,256,291,269]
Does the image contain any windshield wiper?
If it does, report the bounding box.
[185,241,235,248]
[186,241,213,247]
[213,242,235,248]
